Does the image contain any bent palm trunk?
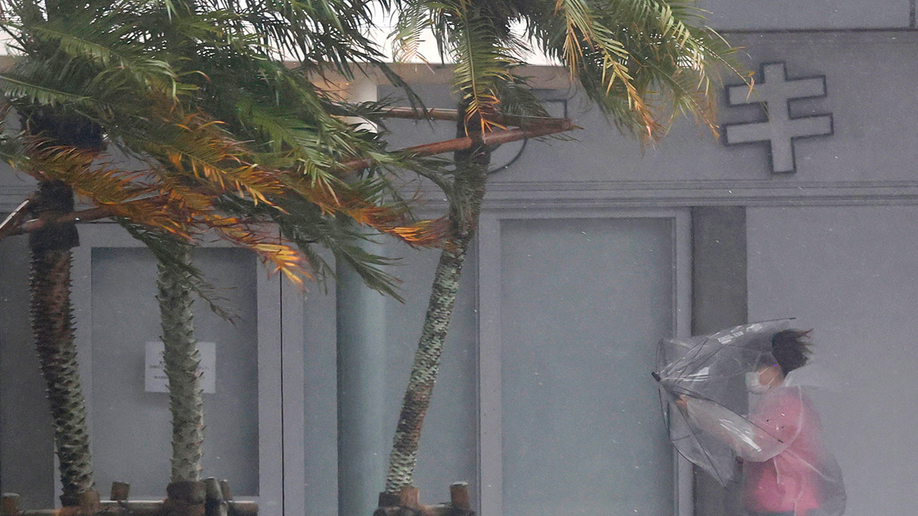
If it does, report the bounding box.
[157,246,205,483]
[385,118,489,494]
[28,180,95,505]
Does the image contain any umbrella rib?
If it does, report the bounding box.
[664,387,730,487]
[663,337,707,379]
[669,337,721,381]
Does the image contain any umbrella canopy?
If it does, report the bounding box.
[653,319,792,485]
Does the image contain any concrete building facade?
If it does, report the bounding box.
[3,3,918,516]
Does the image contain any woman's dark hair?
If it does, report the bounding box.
[771,329,813,375]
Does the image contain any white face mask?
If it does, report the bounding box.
[745,371,770,394]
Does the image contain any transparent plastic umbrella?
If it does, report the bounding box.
[652,319,792,486]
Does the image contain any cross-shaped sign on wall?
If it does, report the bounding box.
[723,62,833,174]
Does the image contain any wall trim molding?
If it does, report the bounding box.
[477,179,918,210]
[7,179,918,214]
[8,179,918,214]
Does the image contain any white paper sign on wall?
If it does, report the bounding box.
[145,341,217,394]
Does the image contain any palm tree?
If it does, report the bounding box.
[26,180,96,507]
[380,0,738,496]
[0,0,446,503]
[13,103,109,508]
[0,0,578,501]
[156,245,205,487]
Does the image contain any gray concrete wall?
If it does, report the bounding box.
[378,32,918,218]
[477,32,916,188]
[692,207,747,335]
[88,246,261,498]
[0,228,56,507]
[377,31,918,516]
[747,205,918,515]
[5,23,918,516]
[322,32,918,515]
[700,0,911,30]
[690,207,746,516]
[300,239,479,516]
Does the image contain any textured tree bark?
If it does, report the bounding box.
[157,247,205,483]
[384,108,489,494]
[28,181,96,506]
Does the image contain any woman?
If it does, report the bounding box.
[680,329,846,516]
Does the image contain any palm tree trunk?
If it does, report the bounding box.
[28,180,96,506]
[384,112,489,494]
[157,246,205,484]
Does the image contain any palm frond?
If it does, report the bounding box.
[448,4,520,131]
[521,0,736,139]
[0,0,457,295]
[391,2,432,63]
[0,73,96,107]
[26,18,186,99]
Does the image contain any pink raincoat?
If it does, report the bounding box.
[686,382,845,516]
